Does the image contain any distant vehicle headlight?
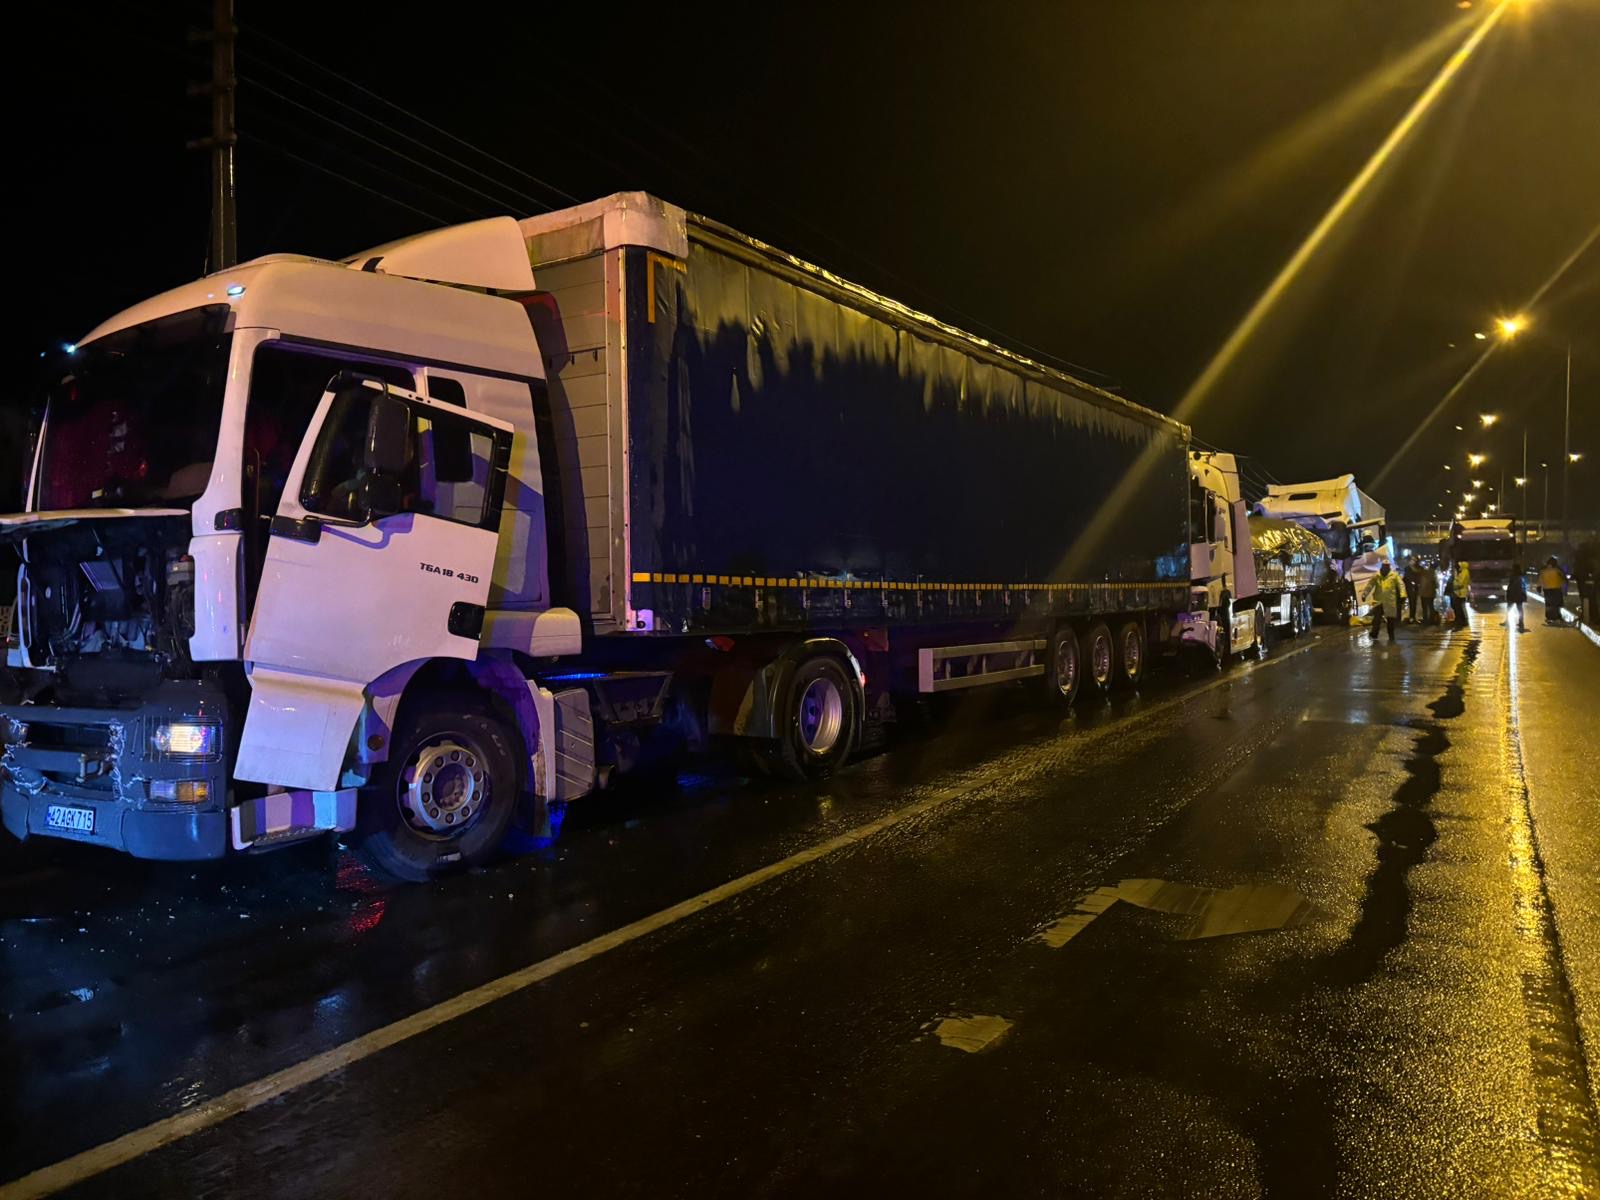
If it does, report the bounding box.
[152,720,221,760]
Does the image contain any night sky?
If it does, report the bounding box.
[10,0,1599,525]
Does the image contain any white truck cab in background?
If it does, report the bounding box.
[1257,474,1394,623]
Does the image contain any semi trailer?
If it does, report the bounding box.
[3,192,1250,879]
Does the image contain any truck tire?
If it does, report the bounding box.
[1046,626,1081,705]
[1081,622,1115,698]
[1300,593,1314,634]
[772,653,860,781]
[1331,587,1353,626]
[1251,601,1269,660]
[356,699,521,883]
[1115,620,1146,689]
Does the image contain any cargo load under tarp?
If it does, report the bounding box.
[1249,516,1329,593]
[521,192,1192,636]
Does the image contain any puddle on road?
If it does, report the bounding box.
[1041,879,1315,948]
[932,1014,1014,1053]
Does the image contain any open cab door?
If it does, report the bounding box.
[238,376,513,790]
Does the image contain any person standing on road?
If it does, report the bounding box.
[1538,556,1566,625]
[1364,560,1404,642]
[1451,560,1472,628]
[1420,560,1440,626]
[1402,558,1421,622]
[1506,561,1528,633]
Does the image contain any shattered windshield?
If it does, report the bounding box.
[37,305,231,510]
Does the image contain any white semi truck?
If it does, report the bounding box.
[2,193,1259,879]
[1256,474,1393,623]
[1448,517,1519,604]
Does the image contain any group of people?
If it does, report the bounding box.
[1362,555,1569,642]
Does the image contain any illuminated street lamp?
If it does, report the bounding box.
[1467,452,1487,468]
[1480,413,1498,428]
[1496,314,1527,340]
[1570,452,1584,463]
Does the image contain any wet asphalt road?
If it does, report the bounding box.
[2,616,1597,1199]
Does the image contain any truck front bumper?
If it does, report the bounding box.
[0,786,227,858]
[0,683,231,860]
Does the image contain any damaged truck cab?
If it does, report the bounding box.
[3,217,570,868]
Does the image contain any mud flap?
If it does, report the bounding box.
[236,666,367,791]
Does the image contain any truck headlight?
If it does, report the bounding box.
[152,720,221,760]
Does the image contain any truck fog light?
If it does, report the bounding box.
[152,721,221,760]
[149,779,210,804]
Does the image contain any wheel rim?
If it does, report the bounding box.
[798,676,845,753]
[398,735,490,840]
[1092,632,1113,686]
[1122,628,1141,679]
[1255,605,1269,657]
[1055,637,1078,697]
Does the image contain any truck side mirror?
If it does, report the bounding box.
[364,392,411,476]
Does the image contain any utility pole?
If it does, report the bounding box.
[1521,427,1528,546]
[188,0,238,271]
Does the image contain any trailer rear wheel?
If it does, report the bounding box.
[772,654,860,780]
[1251,601,1269,660]
[1081,622,1115,697]
[1115,621,1146,688]
[1046,626,1081,705]
[1301,593,1315,632]
[355,700,520,883]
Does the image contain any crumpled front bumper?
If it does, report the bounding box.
[0,682,230,860]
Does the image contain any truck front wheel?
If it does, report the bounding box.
[772,654,860,781]
[356,700,521,882]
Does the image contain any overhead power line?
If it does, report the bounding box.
[237,47,556,215]
[238,74,532,217]
[244,133,454,225]
[246,107,494,222]
[240,24,577,205]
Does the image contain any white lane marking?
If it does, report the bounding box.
[0,633,1333,1200]
[932,1015,1014,1053]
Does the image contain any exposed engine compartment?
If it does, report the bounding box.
[13,516,197,699]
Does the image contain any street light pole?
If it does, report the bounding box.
[1542,462,1550,542]
[1561,342,1571,550]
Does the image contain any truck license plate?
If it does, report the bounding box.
[45,804,95,834]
